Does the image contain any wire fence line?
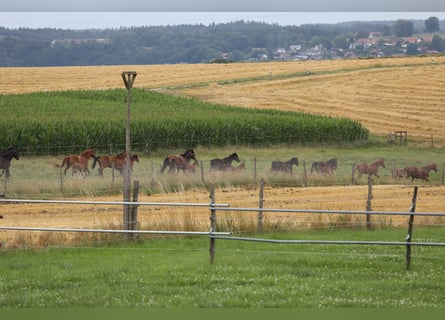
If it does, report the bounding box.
[1,185,445,269]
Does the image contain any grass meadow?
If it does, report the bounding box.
[1,228,445,308]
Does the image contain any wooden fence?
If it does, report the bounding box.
[1,184,445,270]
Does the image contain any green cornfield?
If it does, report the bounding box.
[0,89,369,155]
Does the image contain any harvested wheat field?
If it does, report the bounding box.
[1,56,444,142]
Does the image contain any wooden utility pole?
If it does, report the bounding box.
[121,71,137,236]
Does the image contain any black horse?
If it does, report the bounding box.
[0,146,20,179]
[270,157,299,174]
[210,153,240,171]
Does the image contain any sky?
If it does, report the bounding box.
[1,0,445,30]
[1,12,445,30]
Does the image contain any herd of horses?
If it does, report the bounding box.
[0,146,439,183]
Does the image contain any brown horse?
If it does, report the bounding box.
[230,162,246,172]
[403,163,437,182]
[92,152,139,176]
[0,147,20,179]
[161,149,197,173]
[391,168,407,180]
[270,157,299,174]
[210,152,240,171]
[355,158,385,179]
[311,158,337,175]
[55,149,96,176]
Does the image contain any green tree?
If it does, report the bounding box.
[393,19,414,37]
[424,16,440,33]
[405,43,418,55]
[430,35,443,51]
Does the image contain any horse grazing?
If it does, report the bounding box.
[92,152,139,176]
[270,157,299,174]
[311,158,337,175]
[161,149,197,173]
[355,158,385,179]
[0,147,20,179]
[55,149,96,176]
[403,163,437,182]
[210,153,240,171]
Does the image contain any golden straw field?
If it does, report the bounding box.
[1,56,445,246]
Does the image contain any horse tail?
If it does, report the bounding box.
[92,156,100,169]
[161,157,170,173]
[55,156,70,169]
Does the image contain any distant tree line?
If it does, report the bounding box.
[0,17,443,67]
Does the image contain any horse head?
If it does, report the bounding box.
[291,157,299,166]
[181,149,196,161]
[231,153,240,163]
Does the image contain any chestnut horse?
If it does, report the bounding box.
[55,149,96,176]
[403,163,437,182]
[0,147,20,179]
[270,157,299,174]
[210,152,240,171]
[92,152,139,176]
[161,149,197,173]
[355,158,385,179]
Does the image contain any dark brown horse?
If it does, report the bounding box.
[403,163,437,182]
[161,149,197,173]
[210,153,240,171]
[270,157,299,174]
[54,149,96,176]
[0,147,20,179]
[92,152,139,176]
[311,158,337,175]
[355,158,385,179]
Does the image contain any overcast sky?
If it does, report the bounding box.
[1,0,445,30]
[1,12,445,30]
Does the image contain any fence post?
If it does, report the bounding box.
[200,160,205,184]
[258,178,264,233]
[302,160,308,186]
[59,167,63,192]
[209,185,216,264]
[111,162,115,185]
[253,157,257,180]
[129,180,140,240]
[406,186,419,270]
[352,164,356,184]
[366,175,373,229]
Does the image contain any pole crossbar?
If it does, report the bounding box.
[212,206,445,217]
[209,235,445,247]
[0,226,231,236]
[0,199,229,207]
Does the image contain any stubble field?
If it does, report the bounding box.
[1,56,445,246]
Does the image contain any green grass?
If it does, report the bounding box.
[3,143,444,198]
[1,228,444,308]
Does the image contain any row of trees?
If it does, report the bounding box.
[0,17,443,66]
